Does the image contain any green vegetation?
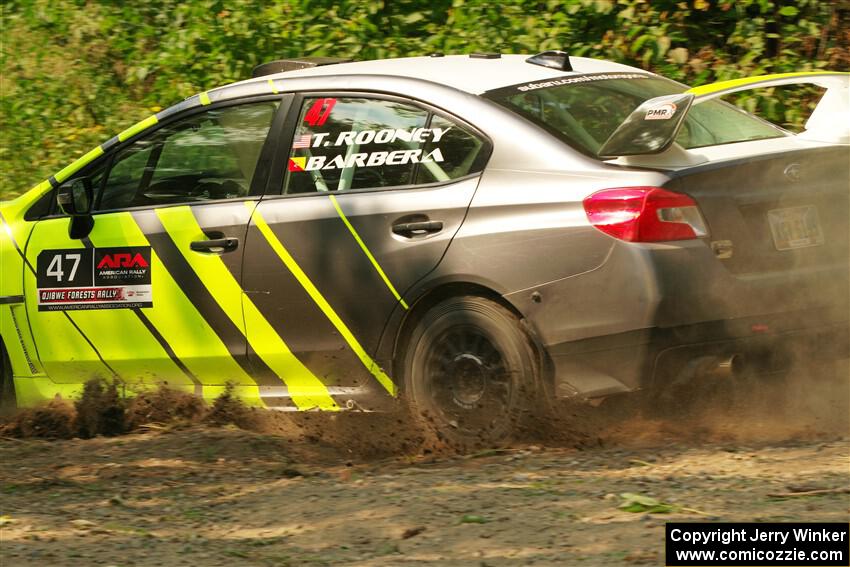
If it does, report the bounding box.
[1,0,847,199]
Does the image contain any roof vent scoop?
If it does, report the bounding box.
[251,57,352,78]
[526,50,572,71]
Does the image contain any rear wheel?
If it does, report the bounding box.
[0,341,16,414]
[402,296,539,448]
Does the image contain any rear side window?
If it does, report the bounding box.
[489,77,785,157]
[284,96,487,194]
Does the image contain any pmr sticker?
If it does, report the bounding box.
[36,246,153,311]
[645,102,677,120]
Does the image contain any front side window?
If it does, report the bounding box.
[93,101,279,211]
[284,96,487,194]
[488,77,786,157]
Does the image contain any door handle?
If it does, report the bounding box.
[392,220,444,237]
[190,237,239,253]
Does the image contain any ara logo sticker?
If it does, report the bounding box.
[645,102,677,120]
[96,252,150,269]
[36,246,153,311]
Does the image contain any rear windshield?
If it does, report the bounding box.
[487,75,786,157]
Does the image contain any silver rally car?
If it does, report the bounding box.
[1,52,847,443]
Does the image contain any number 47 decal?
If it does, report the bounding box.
[46,253,82,283]
[303,98,336,127]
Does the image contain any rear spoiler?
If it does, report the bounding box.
[598,71,850,158]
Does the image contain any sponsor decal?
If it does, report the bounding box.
[303,98,336,126]
[296,126,450,149]
[645,102,677,120]
[97,252,149,270]
[512,72,649,93]
[288,125,451,172]
[298,148,444,171]
[36,246,153,311]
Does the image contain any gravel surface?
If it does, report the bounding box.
[1,362,848,566]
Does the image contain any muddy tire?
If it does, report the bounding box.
[402,296,539,449]
[0,341,16,415]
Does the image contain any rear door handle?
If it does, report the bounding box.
[190,237,239,253]
[392,220,444,237]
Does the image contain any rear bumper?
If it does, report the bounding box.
[546,315,848,399]
[507,238,848,399]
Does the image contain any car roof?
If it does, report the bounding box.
[15,55,649,197]
[257,54,648,95]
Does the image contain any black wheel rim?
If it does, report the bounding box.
[423,325,513,434]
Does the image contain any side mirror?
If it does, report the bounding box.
[57,177,93,216]
[57,178,95,239]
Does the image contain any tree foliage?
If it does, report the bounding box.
[1,0,847,198]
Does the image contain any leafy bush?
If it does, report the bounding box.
[1,0,847,199]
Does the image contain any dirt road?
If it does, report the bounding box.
[1,364,848,566]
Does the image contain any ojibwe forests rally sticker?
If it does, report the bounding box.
[36,246,153,311]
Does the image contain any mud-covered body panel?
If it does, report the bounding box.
[496,146,847,398]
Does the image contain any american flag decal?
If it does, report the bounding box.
[292,134,312,149]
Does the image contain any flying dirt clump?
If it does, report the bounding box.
[125,384,206,430]
[203,382,260,430]
[75,377,127,438]
[2,399,76,439]
[0,379,259,440]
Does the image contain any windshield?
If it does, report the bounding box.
[487,75,787,157]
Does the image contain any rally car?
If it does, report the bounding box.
[1,52,848,443]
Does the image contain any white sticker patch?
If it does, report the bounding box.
[645,102,677,120]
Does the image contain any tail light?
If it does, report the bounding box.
[583,187,708,242]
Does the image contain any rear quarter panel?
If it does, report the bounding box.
[419,166,672,345]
